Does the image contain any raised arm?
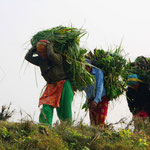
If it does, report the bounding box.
[25,46,40,66]
[46,43,63,64]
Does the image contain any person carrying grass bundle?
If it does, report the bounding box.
[126,74,150,119]
[25,40,73,126]
[83,59,109,126]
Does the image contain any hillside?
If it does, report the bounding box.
[0,117,150,150]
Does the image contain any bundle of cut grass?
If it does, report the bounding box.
[129,56,150,84]
[86,45,130,100]
[30,26,94,91]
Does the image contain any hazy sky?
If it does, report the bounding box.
[0,0,150,125]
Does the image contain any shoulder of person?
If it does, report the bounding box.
[95,68,103,74]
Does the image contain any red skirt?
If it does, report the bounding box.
[89,96,109,125]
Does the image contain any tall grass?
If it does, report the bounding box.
[0,112,150,149]
[1,104,150,150]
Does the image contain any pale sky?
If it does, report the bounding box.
[0,0,150,126]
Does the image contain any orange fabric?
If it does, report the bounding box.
[89,96,109,125]
[39,80,66,108]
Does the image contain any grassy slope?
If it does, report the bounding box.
[0,118,150,150]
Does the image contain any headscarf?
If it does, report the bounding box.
[127,74,142,86]
[36,40,49,52]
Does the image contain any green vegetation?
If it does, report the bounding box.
[29,25,150,100]
[15,26,150,149]
[1,117,150,149]
[30,26,95,91]
[128,56,150,84]
[86,46,130,100]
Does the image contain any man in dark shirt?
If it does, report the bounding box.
[25,40,73,126]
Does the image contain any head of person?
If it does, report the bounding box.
[85,59,92,73]
[36,40,49,59]
[127,74,140,89]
